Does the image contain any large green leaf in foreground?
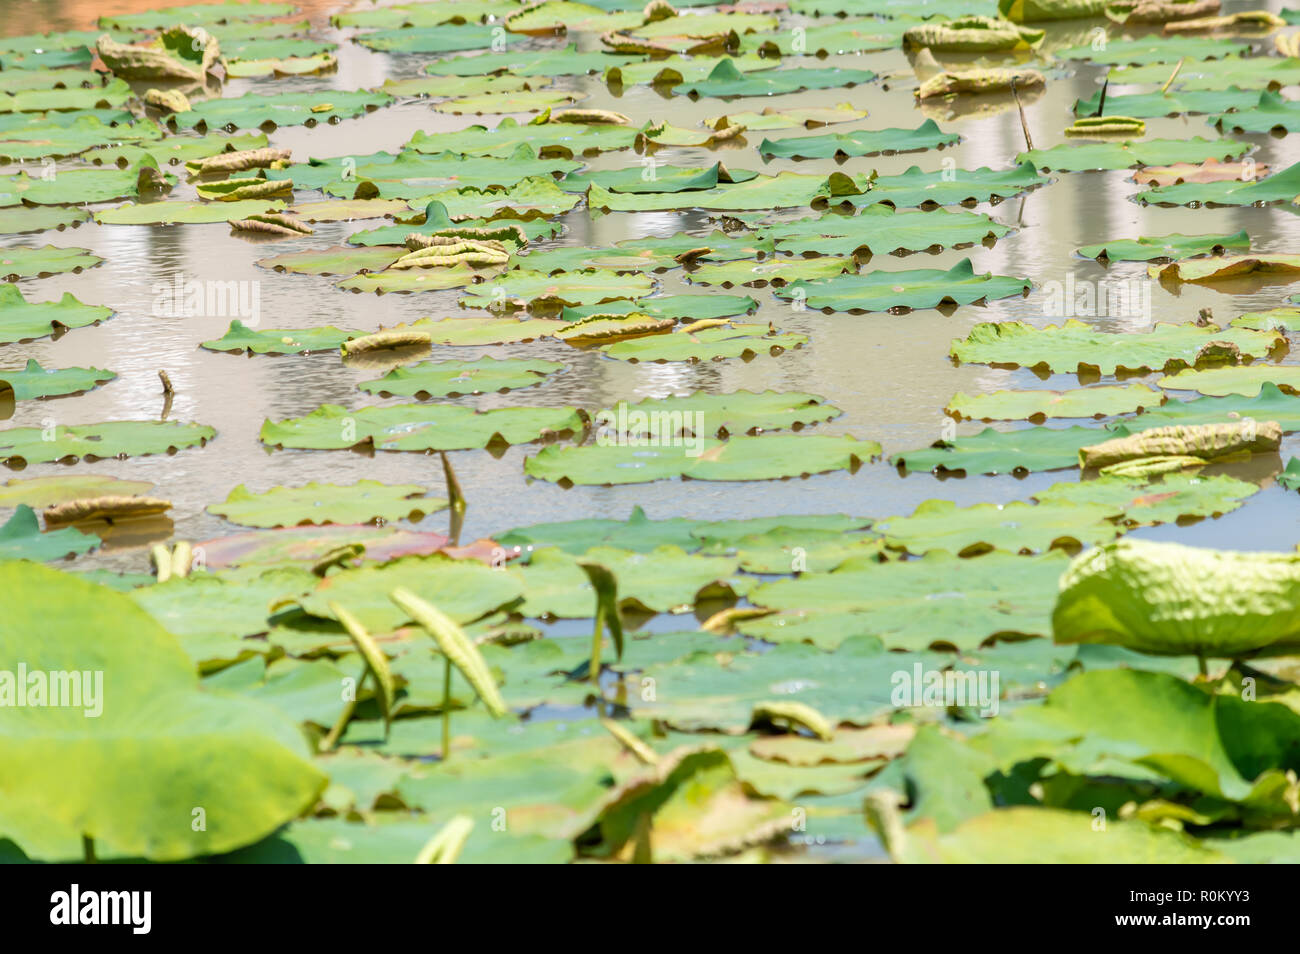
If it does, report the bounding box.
[1054,539,1300,656]
[776,259,1029,313]
[0,420,215,466]
[0,561,325,860]
[261,403,585,452]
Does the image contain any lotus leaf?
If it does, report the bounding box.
[0,504,96,561]
[1034,474,1260,525]
[0,283,112,344]
[758,120,960,160]
[209,480,449,528]
[776,258,1030,313]
[0,419,214,466]
[0,358,114,400]
[891,425,1101,475]
[947,384,1162,421]
[1077,230,1249,262]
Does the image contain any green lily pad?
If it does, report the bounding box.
[498,505,703,556]
[433,89,582,115]
[1112,55,1300,90]
[0,474,153,507]
[689,256,852,287]
[0,283,112,344]
[289,554,525,633]
[706,103,869,131]
[260,403,586,452]
[354,25,522,54]
[0,245,101,280]
[427,44,640,78]
[524,433,880,485]
[747,551,1068,650]
[409,316,566,346]
[405,175,581,220]
[336,263,487,295]
[208,480,448,528]
[947,384,1162,422]
[1214,90,1300,134]
[84,131,267,168]
[510,545,741,617]
[950,319,1282,375]
[588,171,869,212]
[358,357,563,398]
[875,499,1121,557]
[96,198,285,224]
[759,119,959,160]
[776,258,1030,313]
[1055,36,1248,66]
[891,425,1101,475]
[1073,87,1259,120]
[1,160,171,205]
[257,245,403,277]
[600,321,806,362]
[766,206,1010,257]
[100,2,298,30]
[0,560,325,861]
[1034,474,1260,526]
[0,419,215,466]
[1231,308,1300,332]
[560,162,756,196]
[1139,160,1300,207]
[1056,539,1300,656]
[563,293,758,323]
[1119,382,1300,432]
[1018,137,1252,172]
[201,320,360,355]
[407,113,637,157]
[460,268,654,310]
[1158,364,1300,396]
[0,358,114,400]
[595,390,840,439]
[1078,230,1250,263]
[629,636,948,731]
[0,206,91,235]
[0,504,96,561]
[851,161,1050,209]
[171,89,393,131]
[675,58,876,98]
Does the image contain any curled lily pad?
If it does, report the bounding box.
[209,480,448,528]
[524,433,880,485]
[260,403,586,452]
[1054,539,1300,655]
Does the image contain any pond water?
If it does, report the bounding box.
[3,0,1300,569]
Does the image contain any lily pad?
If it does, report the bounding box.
[1156,365,1300,397]
[776,258,1030,313]
[0,419,215,466]
[1034,474,1260,526]
[0,283,112,344]
[1077,230,1250,263]
[96,198,285,225]
[950,319,1281,375]
[595,390,841,438]
[0,358,114,400]
[260,403,586,452]
[947,384,1163,422]
[208,480,448,528]
[358,357,563,398]
[601,321,807,362]
[0,206,91,235]
[0,245,101,281]
[1018,137,1252,172]
[1119,382,1300,432]
[1138,160,1300,207]
[171,89,393,131]
[891,425,1101,475]
[874,499,1121,557]
[201,320,360,355]
[765,206,1010,257]
[853,161,1050,209]
[758,120,960,160]
[674,58,876,98]
[0,504,96,562]
[524,433,879,485]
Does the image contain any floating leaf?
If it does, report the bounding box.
[1034,473,1260,526]
[209,481,448,529]
[950,319,1281,374]
[261,403,585,452]
[1077,230,1250,263]
[0,245,101,280]
[776,258,1030,313]
[201,320,359,355]
[947,384,1162,422]
[525,433,879,485]
[0,505,96,561]
[601,321,806,362]
[359,357,562,398]
[759,120,959,160]
[0,420,214,466]
[1018,137,1251,172]
[674,58,876,98]
[1157,365,1300,396]
[0,358,114,400]
[874,499,1121,557]
[891,425,1100,475]
[765,206,1010,258]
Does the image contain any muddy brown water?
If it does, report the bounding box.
[3,0,1300,574]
